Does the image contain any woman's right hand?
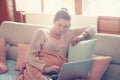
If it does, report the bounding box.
[44,65,60,74]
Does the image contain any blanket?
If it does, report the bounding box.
[17,50,66,80]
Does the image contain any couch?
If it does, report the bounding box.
[0,21,120,80]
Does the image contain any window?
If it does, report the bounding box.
[9,0,14,20]
[16,0,41,13]
[15,0,75,14]
[44,0,75,14]
[83,0,120,16]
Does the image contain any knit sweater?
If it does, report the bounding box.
[26,26,96,72]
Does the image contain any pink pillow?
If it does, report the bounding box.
[15,43,29,70]
[0,38,8,73]
[85,55,112,80]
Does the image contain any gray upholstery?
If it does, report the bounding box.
[0,21,49,46]
[0,21,49,60]
[0,21,120,80]
[101,64,120,80]
[93,33,120,64]
[92,33,120,80]
[7,46,17,60]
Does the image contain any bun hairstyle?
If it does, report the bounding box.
[61,8,68,12]
[54,8,71,21]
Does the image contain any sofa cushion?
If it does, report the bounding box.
[5,44,11,54]
[0,38,8,74]
[7,46,17,61]
[0,21,49,46]
[93,33,120,64]
[86,55,112,80]
[101,64,120,80]
[0,21,50,60]
[0,60,19,80]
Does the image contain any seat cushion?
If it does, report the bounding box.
[0,60,19,80]
[101,64,120,80]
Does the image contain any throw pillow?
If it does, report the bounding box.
[15,43,29,70]
[0,37,8,73]
[85,55,112,80]
[68,39,97,62]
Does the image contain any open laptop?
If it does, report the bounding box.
[50,39,97,80]
[57,59,93,80]
[56,40,97,80]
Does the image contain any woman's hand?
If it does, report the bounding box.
[71,31,89,46]
[71,35,84,46]
[44,65,60,74]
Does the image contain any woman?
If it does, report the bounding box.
[17,8,96,80]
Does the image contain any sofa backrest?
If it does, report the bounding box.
[0,21,49,60]
[0,21,97,60]
[0,21,120,63]
[93,33,120,80]
[0,21,120,80]
[93,33,120,64]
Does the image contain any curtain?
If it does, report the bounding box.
[0,0,11,24]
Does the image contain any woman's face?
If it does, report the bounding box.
[53,19,71,35]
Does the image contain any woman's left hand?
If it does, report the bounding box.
[71,35,84,46]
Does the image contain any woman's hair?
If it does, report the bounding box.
[54,8,71,21]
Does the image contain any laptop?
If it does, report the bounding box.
[57,59,93,80]
[50,39,97,80]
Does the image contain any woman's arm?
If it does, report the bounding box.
[70,25,97,38]
[69,25,97,46]
[25,29,46,72]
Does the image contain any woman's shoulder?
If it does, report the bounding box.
[35,28,47,34]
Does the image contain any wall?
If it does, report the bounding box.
[25,13,98,28]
